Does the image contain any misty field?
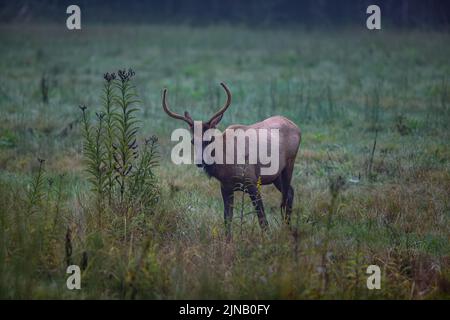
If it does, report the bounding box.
[0,24,449,299]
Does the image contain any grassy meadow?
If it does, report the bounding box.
[0,24,449,299]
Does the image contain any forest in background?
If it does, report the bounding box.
[1,0,449,28]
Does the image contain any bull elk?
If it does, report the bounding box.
[162,83,301,238]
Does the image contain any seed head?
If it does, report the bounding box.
[117,68,135,82]
[103,72,116,83]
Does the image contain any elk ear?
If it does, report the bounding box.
[208,113,223,128]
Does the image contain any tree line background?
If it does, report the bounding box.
[1,0,449,28]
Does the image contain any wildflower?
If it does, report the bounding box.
[95,112,105,120]
[117,68,135,82]
[256,176,262,195]
[103,72,116,83]
[145,135,158,145]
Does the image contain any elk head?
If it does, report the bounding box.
[162,83,232,166]
[162,82,231,130]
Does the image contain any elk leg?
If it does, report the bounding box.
[246,184,269,231]
[281,161,295,224]
[221,186,234,241]
[285,186,294,224]
[273,177,287,221]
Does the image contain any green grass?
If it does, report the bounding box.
[0,24,449,299]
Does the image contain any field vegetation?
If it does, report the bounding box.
[0,24,449,299]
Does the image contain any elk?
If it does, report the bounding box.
[162,83,301,238]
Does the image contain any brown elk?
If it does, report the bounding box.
[162,83,301,238]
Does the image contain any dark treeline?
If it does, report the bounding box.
[1,0,449,28]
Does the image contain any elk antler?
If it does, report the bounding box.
[207,83,232,124]
[162,88,194,127]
